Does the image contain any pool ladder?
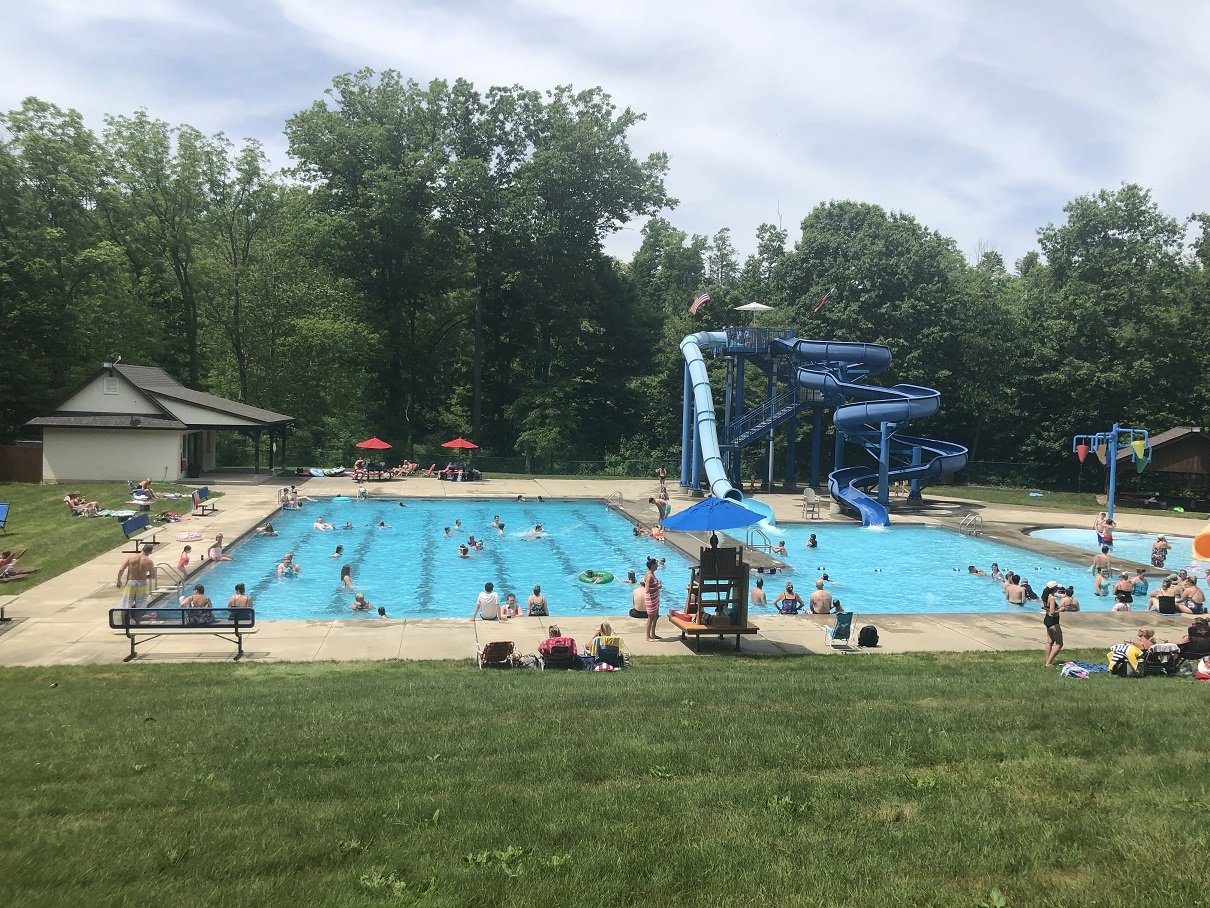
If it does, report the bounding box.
[152,563,185,592]
[605,491,623,507]
[959,513,984,536]
[745,526,774,553]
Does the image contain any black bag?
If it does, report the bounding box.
[857,625,879,648]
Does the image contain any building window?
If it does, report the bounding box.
[103,377,119,395]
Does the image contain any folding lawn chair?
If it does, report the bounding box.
[825,612,854,649]
[1139,642,1183,677]
[476,641,520,669]
[539,642,580,670]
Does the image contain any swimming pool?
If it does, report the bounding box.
[1026,528,1205,571]
[195,496,1117,618]
[193,499,693,620]
[758,523,1099,614]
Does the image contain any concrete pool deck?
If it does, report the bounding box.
[0,476,1204,666]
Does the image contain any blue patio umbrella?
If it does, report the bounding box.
[660,497,766,532]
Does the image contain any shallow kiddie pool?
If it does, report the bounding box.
[1026,528,1206,572]
[192,500,1119,619]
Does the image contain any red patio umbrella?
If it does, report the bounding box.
[355,437,392,449]
[441,438,479,449]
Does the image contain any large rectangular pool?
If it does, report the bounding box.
[189,498,1124,619]
[193,498,691,620]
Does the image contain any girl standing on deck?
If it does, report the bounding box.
[1043,585,1064,666]
[643,557,662,641]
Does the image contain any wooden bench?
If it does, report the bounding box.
[669,611,759,651]
[109,606,256,661]
[191,486,217,516]
[120,513,160,553]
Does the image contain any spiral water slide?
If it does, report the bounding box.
[773,339,968,527]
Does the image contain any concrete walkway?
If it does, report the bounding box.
[0,476,1202,666]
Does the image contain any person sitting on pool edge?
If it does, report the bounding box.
[472,581,502,620]
[1179,576,1206,613]
[808,580,834,614]
[527,585,549,617]
[775,582,806,615]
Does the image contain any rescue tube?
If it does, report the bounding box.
[1192,529,1210,561]
[578,570,614,584]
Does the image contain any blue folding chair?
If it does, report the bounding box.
[825,612,854,648]
[0,502,9,534]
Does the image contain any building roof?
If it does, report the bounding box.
[1115,426,1205,461]
[113,365,293,426]
[26,413,187,430]
[26,364,293,431]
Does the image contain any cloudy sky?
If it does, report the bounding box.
[4,0,1208,267]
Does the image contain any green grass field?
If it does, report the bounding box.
[0,482,213,590]
[1,655,1205,907]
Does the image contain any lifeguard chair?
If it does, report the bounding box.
[668,546,759,651]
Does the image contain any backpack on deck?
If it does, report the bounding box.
[857,625,879,648]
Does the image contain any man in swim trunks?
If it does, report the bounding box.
[1090,546,1111,574]
[808,580,833,614]
[1004,574,1026,606]
[116,544,157,614]
[751,577,767,606]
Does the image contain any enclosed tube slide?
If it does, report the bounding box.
[680,331,744,502]
[773,338,968,527]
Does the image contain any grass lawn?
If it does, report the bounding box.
[0,482,215,591]
[940,484,1205,521]
[1,654,1205,907]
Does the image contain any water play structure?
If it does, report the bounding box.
[678,328,967,526]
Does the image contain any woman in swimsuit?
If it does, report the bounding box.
[1043,586,1063,666]
[1149,579,1179,614]
[643,557,661,641]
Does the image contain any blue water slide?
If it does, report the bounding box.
[680,332,744,502]
[774,338,968,527]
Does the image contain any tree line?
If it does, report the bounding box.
[2,69,1207,479]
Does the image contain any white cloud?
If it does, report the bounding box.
[3,0,1208,266]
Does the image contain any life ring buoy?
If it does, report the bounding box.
[578,570,614,584]
[176,531,203,542]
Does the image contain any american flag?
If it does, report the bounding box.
[812,286,835,315]
[690,291,710,315]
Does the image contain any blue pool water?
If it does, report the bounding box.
[187,497,1144,619]
[194,499,693,620]
[756,523,1100,614]
[1027,528,1205,571]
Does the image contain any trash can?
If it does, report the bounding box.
[187,462,202,479]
